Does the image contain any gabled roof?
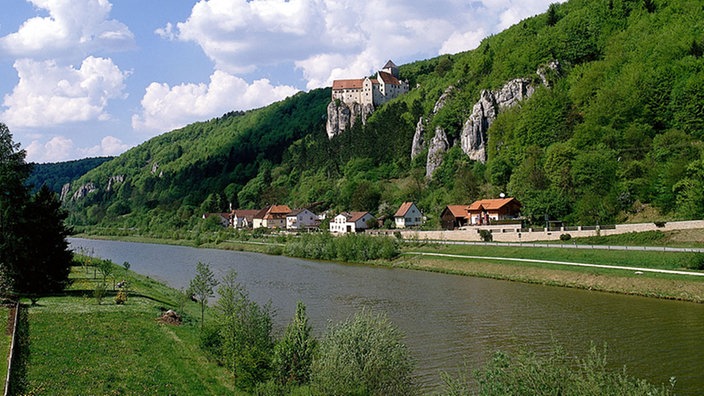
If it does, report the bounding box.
[232,209,259,220]
[443,205,470,218]
[348,211,372,222]
[336,211,373,222]
[263,205,292,219]
[287,208,313,217]
[467,198,521,212]
[394,202,416,217]
[332,79,364,90]
[383,60,397,69]
[377,71,400,85]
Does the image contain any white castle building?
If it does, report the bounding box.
[331,60,409,106]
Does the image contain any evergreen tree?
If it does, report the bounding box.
[0,124,73,299]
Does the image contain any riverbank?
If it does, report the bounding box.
[71,231,704,303]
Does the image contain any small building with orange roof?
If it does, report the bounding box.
[466,197,521,225]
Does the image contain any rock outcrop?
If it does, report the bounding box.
[326,101,374,139]
[419,86,457,175]
[60,183,71,202]
[426,127,449,178]
[411,117,426,160]
[106,175,125,192]
[72,182,97,200]
[460,79,533,163]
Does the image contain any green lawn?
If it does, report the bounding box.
[404,242,704,273]
[0,307,9,391]
[21,266,237,396]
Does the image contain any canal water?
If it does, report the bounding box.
[69,238,704,394]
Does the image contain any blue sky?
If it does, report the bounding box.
[0,0,560,163]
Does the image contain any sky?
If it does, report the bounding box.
[0,0,561,163]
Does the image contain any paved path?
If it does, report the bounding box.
[403,251,704,277]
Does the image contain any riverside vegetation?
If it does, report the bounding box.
[13,256,676,395]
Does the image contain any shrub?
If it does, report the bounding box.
[311,310,416,396]
[114,290,127,305]
[479,229,493,242]
[685,253,704,270]
[560,233,572,241]
[272,301,317,386]
[94,282,106,305]
[440,344,675,395]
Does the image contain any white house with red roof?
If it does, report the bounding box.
[394,202,422,229]
[331,60,409,107]
[329,211,376,233]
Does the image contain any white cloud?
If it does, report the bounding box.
[132,70,299,134]
[170,0,561,90]
[24,134,131,162]
[1,56,128,128]
[0,0,134,59]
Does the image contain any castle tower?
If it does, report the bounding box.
[381,60,400,78]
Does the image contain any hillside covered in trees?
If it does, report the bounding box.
[62,0,704,232]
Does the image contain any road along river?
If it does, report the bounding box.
[69,238,704,394]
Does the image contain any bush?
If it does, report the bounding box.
[560,233,572,241]
[479,229,493,242]
[685,253,704,270]
[114,290,127,304]
[311,310,416,395]
[440,344,675,395]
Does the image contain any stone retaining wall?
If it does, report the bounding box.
[369,220,704,243]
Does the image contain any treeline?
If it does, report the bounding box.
[27,156,113,193]
[59,0,704,233]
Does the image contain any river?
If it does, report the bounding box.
[69,238,704,394]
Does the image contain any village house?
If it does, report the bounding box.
[331,60,409,107]
[253,205,292,229]
[230,209,259,229]
[441,198,522,229]
[286,208,319,230]
[440,205,471,230]
[394,202,422,229]
[202,212,230,227]
[467,197,522,225]
[329,211,376,234]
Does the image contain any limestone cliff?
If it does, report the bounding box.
[426,127,450,178]
[460,79,533,163]
[326,100,374,139]
[418,86,456,177]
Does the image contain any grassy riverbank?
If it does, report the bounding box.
[72,229,704,303]
[20,265,237,395]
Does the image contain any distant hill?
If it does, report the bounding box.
[27,157,113,194]
[64,0,704,231]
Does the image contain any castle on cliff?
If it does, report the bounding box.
[331,60,409,107]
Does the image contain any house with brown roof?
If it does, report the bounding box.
[467,198,522,225]
[441,198,521,229]
[440,205,471,230]
[394,202,422,229]
[202,212,230,227]
[253,205,292,229]
[231,209,259,229]
[329,211,376,233]
[331,60,409,107]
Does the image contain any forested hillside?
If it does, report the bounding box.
[63,0,704,232]
[27,157,113,193]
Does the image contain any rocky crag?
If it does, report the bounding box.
[326,100,374,139]
[417,61,560,178]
